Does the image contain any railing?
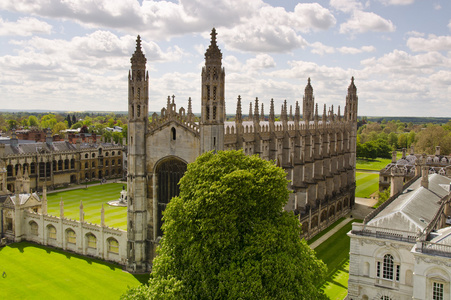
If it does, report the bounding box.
[351,223,417,243]
[416,241,451,258]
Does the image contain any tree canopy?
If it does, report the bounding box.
[122,150,327,300]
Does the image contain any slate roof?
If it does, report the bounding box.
[368,174,451,233]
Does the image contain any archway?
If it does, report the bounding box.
[155,157,187,237]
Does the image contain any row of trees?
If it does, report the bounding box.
[357,119,451,159]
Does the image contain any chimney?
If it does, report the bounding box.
[421,165,429,189]
[392,151,397,163]
[10,130,18,148]
[402,148,406,159]
[435,146,440,156]
[46,128,53,146]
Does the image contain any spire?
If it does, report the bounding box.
[253,97,259,122]
[348,76,356,94]
[295,101,300,122]
[315,103,319,122]
[260,103,265,121]
[289,105,293,121]
[249,102,253,120]
[131,35,146,67]
[188,97,193,116]
[269,98,275,122]
[323,104,327,123]
[303,77,314,121]
[236,95,242,123]
[204,28,222,61]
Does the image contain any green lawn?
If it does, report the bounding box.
[0,242,148,299]
[355,172,379,198]
[356,157,391,171]
[47,183,127,230]
[314,219,363,300]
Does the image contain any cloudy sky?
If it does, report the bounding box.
[0,0,450,117]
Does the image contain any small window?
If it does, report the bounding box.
[118,151,121,155]
[85,154,88,159]
[92,153,95,158]
[30,222,38,236]
[171,127,176,141]
[105,152,109,157]
[85,162,88,168]
[92,162,95,168]
[433,282,444,300]
[112,151,115,155]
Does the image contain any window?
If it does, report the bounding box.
[30,222,38,236]
[171,127,176,140]
[433,282,444,300]
[92,162,95,168]
[70,159,75,169]
[64,159,69,170]
[105,152,109,157]
[87,234,97,249]
[112,151,115,155]
[383,254,394,280]
[7,165,12,177]
[92,153,95,158]
[108,238,119,254]
[85,153,88,158]
[66,229,76,244]
[118,151,121,155]
[112,159,115,166]
[118,159,121,165]
[85,162,88,168]
[106,160,109,166]
[48,225,56,239]
[380,297,392,300]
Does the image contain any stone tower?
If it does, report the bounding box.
[200,28,225,153]
[126,35,149,272]
[302,78,314,121]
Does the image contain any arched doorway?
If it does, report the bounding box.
[155,158,187,237]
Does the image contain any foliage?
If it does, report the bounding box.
[357,139,391,159]
[53,122,67,137]
[123,150,327,300]
[7,119,17,130]
[414,124,451,155]
[28,115,39,127]
[375,187,391,208]
[40,114,58,129]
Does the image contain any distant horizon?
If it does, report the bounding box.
[1,109,450,120]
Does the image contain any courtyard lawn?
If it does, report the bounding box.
[355,172,379,198]
[314,219,363,300]
[0,242,149,299]
[356,157,391,171]
[47,183,127,230]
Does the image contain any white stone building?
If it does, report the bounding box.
[348,170,451,300]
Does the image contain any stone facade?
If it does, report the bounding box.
[348,170,451,300]
[0,180,126,265]
[126,29,359,272]
[0,132,125,193]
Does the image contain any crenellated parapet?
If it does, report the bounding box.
[148,96,199,136]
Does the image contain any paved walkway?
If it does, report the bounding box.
[309,217,353,249]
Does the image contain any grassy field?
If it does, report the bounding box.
[47,183,127,230]
[315,219,363,300]
[0,242,148,299]
[355,172,379,198]
[356,157,391,171]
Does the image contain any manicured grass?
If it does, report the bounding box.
[47,183,127,230]
[307,217,345,245]
[355,172,379,198]
[314,219,363,299]
[0,242,148,299]
[356,157,391,171]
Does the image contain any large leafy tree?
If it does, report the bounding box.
[123,150,327,300]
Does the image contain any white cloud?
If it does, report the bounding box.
[0,17,52,36]
[379,0,415,5]
[340,11,396,34]
[337,45,376,54]
[406,31,425,37]
[448,20,451,31]
[246,54,276,70]
[434,3,441,10]
[329,0,364,13]
[292,3,337,31]
[407,34,451,52]
[310,42,335,56]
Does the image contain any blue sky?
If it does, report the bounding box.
[0,0,450,117]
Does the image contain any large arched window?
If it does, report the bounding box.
[47,225,57,240]
[108,238,119,254]
[86,233,97,249]
[155,158,187,237]
[66,229,76,244]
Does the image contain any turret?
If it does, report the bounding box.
[200,28,225,153]
[345,77,358,122]
[303,78,314,121]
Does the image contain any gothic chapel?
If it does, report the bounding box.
[126,28,358,272]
